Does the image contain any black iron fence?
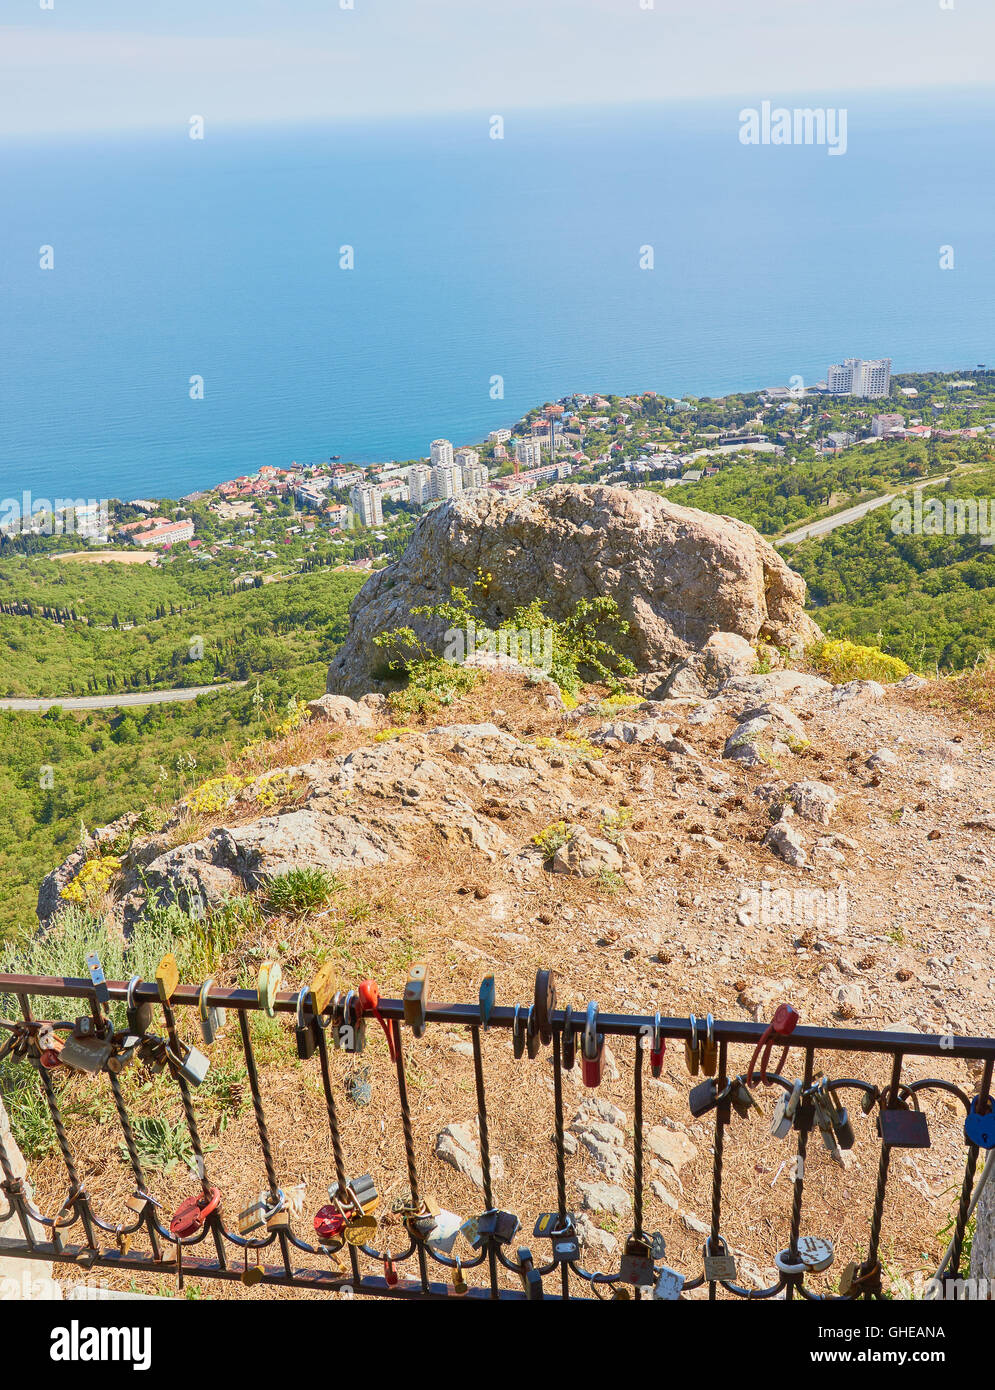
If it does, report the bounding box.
[0,965,993,1301]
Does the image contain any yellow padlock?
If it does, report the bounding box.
[155,953,179,1005]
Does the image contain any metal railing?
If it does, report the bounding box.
[0,967,992,1301]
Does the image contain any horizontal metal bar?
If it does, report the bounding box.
[1,1239,549,1301]
[3,973,994,1059]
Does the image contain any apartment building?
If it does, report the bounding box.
[827,358,892,398]
[430,438,454,468]
[134,519,195,548]
[350,484,384,528]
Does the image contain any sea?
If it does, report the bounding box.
[1,86,993,503]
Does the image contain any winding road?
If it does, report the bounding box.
[777,475,951,547]
[0,681,247,713]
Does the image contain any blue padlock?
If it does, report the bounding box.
[964,1096,995,1149]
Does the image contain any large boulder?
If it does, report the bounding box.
[326,486,820,698]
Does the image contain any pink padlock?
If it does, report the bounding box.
[581,1002,604,1088]
[650,1011,666,1079]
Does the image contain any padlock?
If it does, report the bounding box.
[344,1213,377,1245]
[450,1258,468,1297]
[60,1019,113,1074]
[512,1004,526,1060]
[357,979,396,1059]
[797,1236,834,1273]
[403,962,428,1037]
[580,1002,604,1088]
[257,959,282,1018]
[965,1096,995,1150]
[238,1188,284,1236]
[478,975,496,1030]
[771,1080,802,1139]
[295,987,318,1060]
[383,1253,399,1288]
[533,968,556,1045]
[471,1209,520,1249]
[525,1005,541,1060]
[685,1014,700,1076]
[313,1205,347,1247]
[126,975,154,1036]
[517,1247,543,1300]
[330,1173,378,1215]
[861,1085,880,1116]
[85,951,111,1011]
[198,978,226,1045]
[688,1077,721,1118]
[534,1211,579,1263]
[877,1098,930,1149]
[650,1011,666,1079]
[169,1186,221,1239]
[137,1035,167,1075]
[167,1042,210,1087]
[618,1233,654,1287]
[155,953,179,1004]
[729,1076,761,1119]
[561,1006,576,1069]
[700,1014,718,1076]
[828,1087,856,1150]
[703,1235,737,1283]
[106,1034,141,1075]
[310,961,338,1018]
[339,991,366,1054]
[653,1265,685,1300]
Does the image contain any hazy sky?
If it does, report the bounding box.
[2,0,993,137]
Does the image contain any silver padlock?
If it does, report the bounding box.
[198,978,226,1045]
[168,1043,210,1086]
[770,1080,802,1139]
[60,1020,113,1074]
[654,1265,685,1300]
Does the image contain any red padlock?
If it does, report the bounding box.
[313,1205,347,1245]
[746,1003,800,1088]
[581,1002,604,1088]
[169,1186,221,1239]
[357,978,397,1061]
[649,1011,666,1079]
[383,1252,399,1287]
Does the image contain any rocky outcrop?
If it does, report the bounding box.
[325,486,820,698]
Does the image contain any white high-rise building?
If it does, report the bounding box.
[461,462,488,490]
[350,483,383,527]
[827,358,892,399]
[454,447,480,471]
[515,438,543,469]
[430,438,454,468]
[432,463,464,501]
[408,465,433,505]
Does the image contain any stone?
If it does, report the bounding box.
[574,1212,619,1257]
[326,485,820,697]
[787,780,838,826]
[305,694,376,728]
[551,829,625,878]
[577,1181,632,1216]
[434,1121,504,1190]
[645,1125,698,1173]
[764,821,809,868]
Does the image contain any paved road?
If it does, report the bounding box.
[0,681,248,712]
[778,475,951,547]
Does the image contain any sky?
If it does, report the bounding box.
[2,0,994,137]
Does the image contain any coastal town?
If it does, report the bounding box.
[3,361,994,567]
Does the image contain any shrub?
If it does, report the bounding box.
[59,855,120,908]
[807,639,911,684]
[266,866,342,914]
[532,821,574,859]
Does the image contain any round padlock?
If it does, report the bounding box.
[533,969,556,1045]
[314,1205,347,1245]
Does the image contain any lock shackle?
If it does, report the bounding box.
[583,1002,600,1059]
[688,1013,698,1051]
[651,1010,664,1052]
[295,986,311,1030]
[705,1013,715,1048]
[198,978,216,1023]
[126,975,142,1011]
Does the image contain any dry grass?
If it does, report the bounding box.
[13,671,985,1300]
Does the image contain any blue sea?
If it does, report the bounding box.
[1,88,993,503]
